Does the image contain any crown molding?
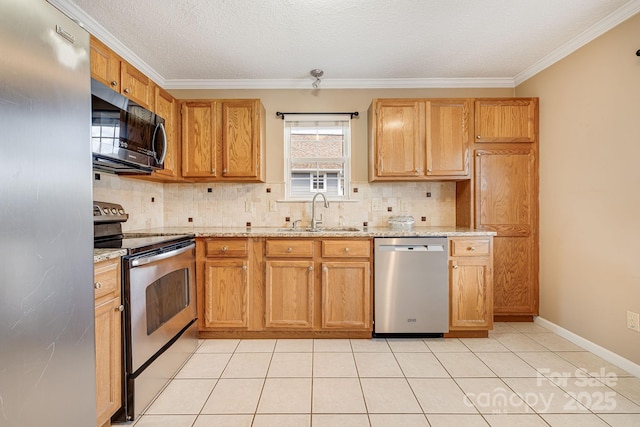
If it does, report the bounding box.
[514,0,640,86]
[162,77,516,90]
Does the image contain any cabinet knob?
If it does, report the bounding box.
[286,247,292,253]
[323,266,328,272]
[453,264,459,269]
[116,305,124,312]
[467,246,476,251]
[476,135,481,139]
[221,245,228,252]
[110,81,118,87]
[427,168,432,173]
[308,266,314,271]
[415,168,421,173]
[94,281,102,289]
[344,247,350,253]
[211,168,216,174]
[222,169,228,174]
[242,265,247,271]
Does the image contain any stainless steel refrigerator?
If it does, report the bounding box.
[0,0,95,426]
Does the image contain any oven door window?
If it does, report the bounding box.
[145,268,190,335]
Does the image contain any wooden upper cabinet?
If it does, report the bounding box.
[181,101,216,178]
[426,99,470,176]
[370,99,425,179]
[89,35,120,90]
[150,85,180,180]
[475,99,537,143]
[369,98,471,181]
[120,62,153,110]
[181,99,265,182]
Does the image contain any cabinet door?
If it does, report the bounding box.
[220,100,261,179]
[425,99,470,176]
[321,261,371,329]
[182,101,216,178]
[89,36,120,91]
[265,260,314,328]
[153,87,179,179]
[475,99,537,143]
[450,258,493,330]
[493,236,537,315]
[203,259,249,328]
[120,62,153,109]
[95,297,122,426]
[372,100,425,178]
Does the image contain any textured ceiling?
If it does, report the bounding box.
[51,0,639,88]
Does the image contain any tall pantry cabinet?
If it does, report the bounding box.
[458,98,539,320]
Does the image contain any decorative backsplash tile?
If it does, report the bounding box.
[93,174,457,231]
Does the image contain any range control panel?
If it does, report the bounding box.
[93,201,128,223]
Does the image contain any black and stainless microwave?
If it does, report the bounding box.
[91,79,166,174]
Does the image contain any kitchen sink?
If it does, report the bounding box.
[277,226,361,233]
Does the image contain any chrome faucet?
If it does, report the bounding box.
[310,193,329,230]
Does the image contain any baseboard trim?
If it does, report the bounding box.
[534,316,640,378]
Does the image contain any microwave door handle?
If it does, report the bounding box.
[154,122,167,165]
[130,243,195,267]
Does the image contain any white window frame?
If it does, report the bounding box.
[284,114,351,201]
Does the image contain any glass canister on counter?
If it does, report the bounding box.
[387,215,415,231]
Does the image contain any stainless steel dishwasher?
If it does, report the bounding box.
[374,237,449,336]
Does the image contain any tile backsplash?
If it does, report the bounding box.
[93,174,457,232]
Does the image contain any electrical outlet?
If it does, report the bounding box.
[627,311,640,332]
[269,200,277,212]
[244,201,252,213]
[371,199,382,211]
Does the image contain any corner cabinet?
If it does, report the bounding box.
[181,99,266,182]
[447,237,493,336]
[368,98,470,181]
[94,258,123,427]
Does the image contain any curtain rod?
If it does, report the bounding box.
[276,111,359,120]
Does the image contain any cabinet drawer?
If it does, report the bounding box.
[94,259,120,303]
[450,238,491,256]
[266,240,314,257]
[322,240,371,258]
[205,239,248,257]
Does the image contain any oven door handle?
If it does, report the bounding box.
[130,243,195,267]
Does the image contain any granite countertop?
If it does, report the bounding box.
[94,248,127,263]
[125,226,496,238]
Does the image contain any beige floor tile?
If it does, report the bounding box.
[311,414,370,427]
[516,351,585,378]
[483,414,548,427]
[387,338,431,352]
[369,413,429,426]
[426,414,490,427]
[313,338,352,352]
[540,414,609,426]
[610,377,640,405]
[257,378,312,414]
[196,339,239,353]
[312,378,366,413]
[267,352,312,377]
[192,414,253,427]
[503,377,589,414]
[556,352,632,378]
[408,378,478,414]
[235,339,276,353]
[221,352,272,378]
[425,338,470,352]
[507,322,551,334]
[556,377,640,414]
[491,322,519,333]
[435,352,496,377]
[275,338,313,352]
[460,338,509,353]
[354,352,404,377]
[492,333,548,352]
[475,352,539,377]
[175,353,231,379]
[526,333,585,351]
[313,352,358,377]
[360,378,422,413]
[133,414,197,427]
[145,379,217,415]
[455,378,532,414]
[395,352,450,378]
[200,378,264,414]
[597,413,640,427]
[351,338,391,352]
[252,414,310,427]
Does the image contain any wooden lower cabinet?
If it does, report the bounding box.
[446,237,493,337]
[94,259,122,427]
[197,237,372,338]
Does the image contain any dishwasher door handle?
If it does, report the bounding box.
[378,245,444,252]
